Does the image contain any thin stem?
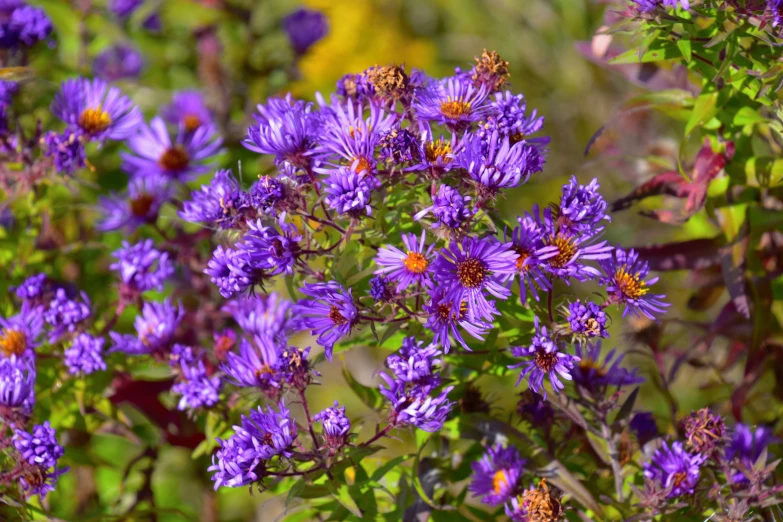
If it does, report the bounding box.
[547,286,554,323]
[360,424,393,447]
[298,389,320,452]
[601,420,625,502]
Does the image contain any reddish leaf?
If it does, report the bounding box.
[633,236,723,270]
[611,171,690,211]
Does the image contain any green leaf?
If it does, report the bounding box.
[614,387,640,424]
[733,106,766,127]
[676,37,692,62]
[745,157,783,188]
[370,454,414,482]
[342,364,384,411]
[685,91,719,136]
[328,482,363,518]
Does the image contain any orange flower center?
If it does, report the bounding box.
[614,267,649,299]
[79,107,112,135]
[130,193,155,217]
[515,248,532,272]
[424,140,452,164]
[352,155,372,174]
[403,251,428,274]
[440,97,472,119]
[158,146,190,172]
[254,364,276,379]
[456,258,487,288]
[493,470,509,494]
[183,114,202,132]
[0,329,27,357]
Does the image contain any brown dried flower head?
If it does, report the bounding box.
[471,49,510,91]
[522,478,564,522]
[366,64,410,100]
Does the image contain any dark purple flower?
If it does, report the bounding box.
[220,335,282,390]
[386,337,441,383]
[643,441,705,497]
[13,421,64,469]
[336,73,374,102]
[122,116,223,180]
[97,174,171,232]
[432,236,518,322]
[64,333,106,375]
[630,412,659,445]
[240,216,302,276]
[1,302,44,359]
[13,273,48,302]
[681,408,726,454]
[142,11,161,31]
[94,44,144,81]
[726,424,777,482]
[457,131,544,194]
[172,360,222,411]
[110,239,174,293]
[291,282,358,361]
[600,247,670,320]
[179,169,251,229]
[162,90,213,133]
[323,168,379,216]
[43,129,86,175]
[509,317,580,398]
[480,91,547,149]
[414,184,474,230]
[422,287,493,351]
[558,176,610,237]
[44,288,90,342]
[0,80,18,105]
[412,76,490,130]
[2,4,52,47]
[278,345,315,390]
[282,7,328,55]
[169,343,197,366]
[469,444,525,505]
[516,390,554,428]
[204,245,261,299]
[379,126,420,165]
[109,299,183,355]
[51,77,142,141]
[223,293,293,343]
[0,355,35,410]
[19,466,69,499]
[572,341,644,392]
[250,175,287,215]
[374,231,435,293]
[380,373,454,432]
[505,215,558,302]
[567,300,608,339]
[368,275,392,301]
[108,0,142,18]
[314,401,350,450]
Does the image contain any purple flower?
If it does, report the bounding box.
[643,441,705,497]
[567,300,608,339]
[223,293,293,343]
[431,236,518,322]
[457,131,544,193]
[122,116,223,180]
[240,217,302,276]
[336,73,374,102]
[414,184,475,230]
[282,7,328,55]
[291,282,358,361]
[162,90,213,133]
[13,273,48,302]
[94,44,144,82]
[682,408,726,454]
[559,176,609,237]
[509,317,580,398]
[170,343,197,366]
[600,248,669,319]
[19,466,69,499]
[142,11,161,31]
[97,174,171,233]
[13,421,64,469]
[506,215,558,302]
[1,302,44,359]
[43,129,86,175]
[64,333,106,375]
[108,0,142,18]
[51,77,142,141]
[374,231,435,293]
[0,355,35,410]
[250,175,287,215]
[204,245,261,299]
[386,337,441,382]
[630,412,659,445]
[209,401,298,489]
[179,169,250,228]
[572,341,643,392]
[412,76,490,130]
[516,390,554,428]
[314,401,350,450]
[323,168,379,216]
[44,289,91,343]
[368,275,392,301]
[380,374,454,432]
[480,91,547,148]
[172,360,222,411]
[278,345,315,390]
[1,4,52,47]
[109,299,183,355]
[379,126,420,165]
[469,444,525,505]
[110,239,174,293]
[0,80,18,105]
[726,424,777,482]
[220,335,282,390]
[422,287,493,351]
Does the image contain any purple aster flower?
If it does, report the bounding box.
[379,126,420,165]
[291,282,358,361]
[108,0,142,18]
[374,231,435,293]
[43,129,86,175]
[630,412,659,445]
[179,169,252,229]
[726,424,777,482]
[414,184,475,230]
[558,176,610,237]
[386,337,441,383]
[172,360,222,411]
[110,239,174,294]
[240,216,302,276]
[278,345,315,390]
[509,317,580,398]
[44,288,90,343]
[505,215,558,302]
[336,72,374,102]
[469,444,525,506]
[51,77,142,141]
[13,421,64,469]
[314,401,350,451]
[223,293,293,343]
[480,91,548,149]
[1,302,44,359]
[97,174,172,233]
[13,273,48,302]
[380,374,454,432]
[122,116,223,180]
[94,44,144,81]
[142,11,161,31]
[682,408,726,454]
[169,343,197,367]
[516,390,555,429]
[0,80,18,105]
[19,466,69,499]
[250,175,288,216]
[0,355,35,411]
[2,4,52,47]
[204,245,262,299]
[244,94,319,171]
[422,287,493,351]
[572,341,644,392]
[431,236,518,322]
[323,168,380,217]
[368,275,392,302]
[457,131,544,194]
[209,401,297,489]
[162,90,213,133]
[109,299,183,355]
[64,333,106,375]
[220,335,282,391]
[600,248,669,319]
[282,7,328,55]
[567,300,608,339]
[643,441,705,497]
[412,76,490,130]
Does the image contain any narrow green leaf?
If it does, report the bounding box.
[676,38,691,62]
[685,92,719,136]
[342,364,384,411]
[614,387,640,424]
[328,482,363,518]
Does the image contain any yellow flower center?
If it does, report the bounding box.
[158,146,190,172]
[79,107,112,135]
[492,470,509,494]
[352,155,372,174]
[424,140,453,164]
[614,267,649,299]
[403,251,429,274]
[0,328,27,357]
[456,258,487,288]
[440,97,472,119]
[546,235,577,269]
